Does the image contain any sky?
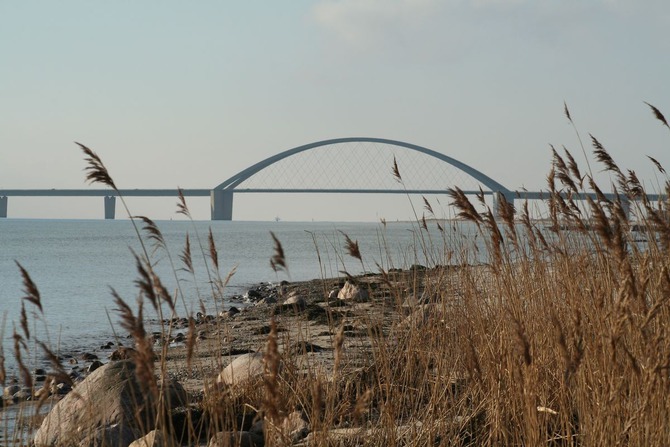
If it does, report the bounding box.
[2,0,669,221]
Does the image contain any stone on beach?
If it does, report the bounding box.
[216,352,267,386]
[254,296,277,306]
[283,291,306,308]
[11,388,31,403]
[33,360,162,447]
[110,346,138,361]
[219,307,240,318]
[3,384,21,400]
[337,281,369,302]
[280,410,310,443]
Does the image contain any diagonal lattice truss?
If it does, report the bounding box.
[235,141,488,193]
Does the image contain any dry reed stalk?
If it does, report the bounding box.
[136,215,166,255]
[447,187,483,224]
[16,262,42,313]
[339,231,361,263]
[391,156,402,182]
[333,325,345,380]
[645,101,670,129]
[552,145,579,193]
[263,318,281,424]
[77,142,117,190]
[186,316,197,369]
[176,187,191,218]
[208,228,219,272]
[180,234,194,274]
[422,195,434,215]
[647,155,666,174]
[269,231,288,275]
[12,330,32,390]
[111,289,158,399]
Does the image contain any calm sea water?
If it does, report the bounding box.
[0,218,479,376]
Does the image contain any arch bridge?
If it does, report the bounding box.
[210,137,513,220]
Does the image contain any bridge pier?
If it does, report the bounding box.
[0,196,7,218]
[211,190,233,220]
[104,196,116,220]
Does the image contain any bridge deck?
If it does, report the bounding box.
[0,189,665,201]
[0,188,485,196]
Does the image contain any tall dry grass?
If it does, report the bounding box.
[2,103,670,446]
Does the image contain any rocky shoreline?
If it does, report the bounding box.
[3,265,467,446]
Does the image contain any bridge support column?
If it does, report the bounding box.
[211,190,233,221]
[0,196,7,218]
[493,191,515,220]
[104,196,116,220]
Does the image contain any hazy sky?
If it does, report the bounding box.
[2,1,669,221]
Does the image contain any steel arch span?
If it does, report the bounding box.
[210,137,513,220]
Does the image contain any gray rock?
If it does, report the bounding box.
[283,292,306,309]
[3,384,21,400]
[337,281,369,302]
[12,388,31,403]
[328,288,340,300]
[80,352,99,361]
[33,361,158,447]
[216,352,266,386]
[281,411,309,443]
[159,377,188,408]
[88,360,104,374]
[53,380,73,395]
[109,347,137,361]
[254,296,277,306]
[219,307,240,319]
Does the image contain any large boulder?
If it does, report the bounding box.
[34,360,157,447]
